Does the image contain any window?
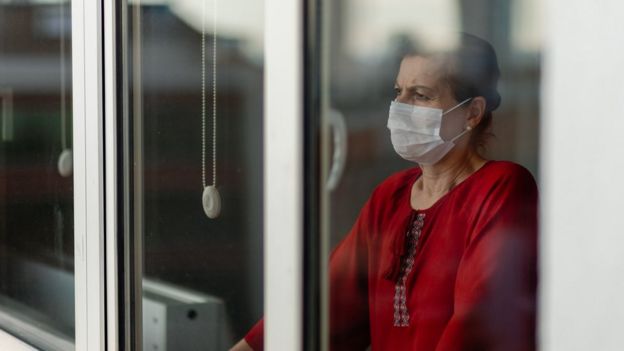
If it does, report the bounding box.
[120,1,264,349]
[0,1,75,350]
[316,1,541,349]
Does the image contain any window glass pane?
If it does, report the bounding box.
[321,0,540,349]
[122,1,263,349]
[0,1,74,348]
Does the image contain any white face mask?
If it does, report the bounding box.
[387,98,472,165]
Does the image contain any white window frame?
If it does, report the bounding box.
[0,0,109,350]
[71,0,107,349]
[103,0,120,349]
[0,329,36,351]
[264,0,304,350]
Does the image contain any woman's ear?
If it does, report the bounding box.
[467,96,487,128]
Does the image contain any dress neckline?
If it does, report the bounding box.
[409,160,493,213]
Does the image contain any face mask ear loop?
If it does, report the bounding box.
[443,98,473,143]
[442,97,473,116]
[449,127,472,143]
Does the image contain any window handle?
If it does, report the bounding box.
[326,109,347,191]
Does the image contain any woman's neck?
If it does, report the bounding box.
[417,148,486,197]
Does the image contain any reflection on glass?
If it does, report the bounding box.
[0,1,74,348]
[321,1,540,350]
[124,1,263,349]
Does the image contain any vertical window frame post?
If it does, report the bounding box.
[265,0,305,349]
[72,0,107,350]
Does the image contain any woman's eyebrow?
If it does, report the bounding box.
[394,83,437,94]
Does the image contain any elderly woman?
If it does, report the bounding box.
[234,32,537,351]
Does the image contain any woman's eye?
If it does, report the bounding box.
[415,92,431,101]
[394,88,432,101]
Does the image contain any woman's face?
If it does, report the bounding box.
[394,55,469,141]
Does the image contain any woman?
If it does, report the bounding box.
[233,32,538,351]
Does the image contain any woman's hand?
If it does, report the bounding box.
[229,339,254,351]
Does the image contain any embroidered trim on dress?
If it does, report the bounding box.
[393,212,425,327]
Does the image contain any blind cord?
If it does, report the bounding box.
[202,0,217,189]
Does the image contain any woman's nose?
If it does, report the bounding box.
[395,93,409,104]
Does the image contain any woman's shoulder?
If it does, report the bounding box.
[470,160,538,202]
[374,161,535,188]
[366,161,536,207]
[479,160,537,186]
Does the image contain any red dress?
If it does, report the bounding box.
[245,161,538,351]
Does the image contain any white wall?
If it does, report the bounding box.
[541,1,624,350]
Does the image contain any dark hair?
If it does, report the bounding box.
[446,33,500,149]
[408,32,501,150]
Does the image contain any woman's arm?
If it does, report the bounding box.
[235,184,384,351]
[229,339,253,351]
[327,208,373,350]
[435,166,538,351]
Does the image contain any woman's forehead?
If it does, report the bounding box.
[396,55,447,89]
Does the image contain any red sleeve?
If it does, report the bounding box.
[328,192,377,350]
[435,165,538,351]
[244,319,264,351]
